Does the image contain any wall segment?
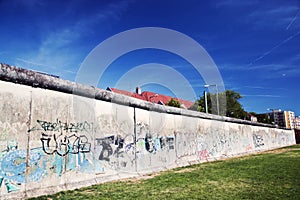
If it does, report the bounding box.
[0,64,296,199]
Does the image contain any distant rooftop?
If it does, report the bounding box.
[107,87,194,109]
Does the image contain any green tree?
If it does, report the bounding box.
[189,101,205,112]
[252,112,273,124]
[166,98,181,108]
[223,90,247,119]
[191,90,248,119]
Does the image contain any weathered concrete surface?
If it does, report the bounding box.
[295,129,300,144]
[0,64,296,199]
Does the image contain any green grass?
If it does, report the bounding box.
[30,145,300,200]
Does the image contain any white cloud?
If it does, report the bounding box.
[15,1,131,80]
[242,94,283,98]
[247,4,300,29]
[215,0,300,30]
[242,85,288,91]
[219,63,288,72]
[291,53,300,62]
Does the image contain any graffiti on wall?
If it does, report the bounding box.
[209,133,229,156]
[175,132,197,158]
[29,119,93,133]
[41,133,91,157]
[0,115,295,196]
[96,135,127,162]
[95,132,175,170]
[278,131,291,145]
[135,122,175,153]
[253,134,264,148]
[196,135,209,161]
[29,119,93,156]
[95,135,134,170]
[144,133,175,153]
[0,141,46,193]
[196,130,240,161]
[29,119,95,177]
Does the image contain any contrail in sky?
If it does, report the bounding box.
[286,9,300,30]
[248,31,300,66]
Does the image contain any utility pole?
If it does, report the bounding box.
[204,90,208,113]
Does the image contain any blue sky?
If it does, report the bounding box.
[1,0,300,115]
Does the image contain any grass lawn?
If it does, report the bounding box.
[31,145,300,200]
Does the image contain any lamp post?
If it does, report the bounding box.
[203,90,208,113]
[204,84,219,115]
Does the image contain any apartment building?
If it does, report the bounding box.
[294,116,300,129]
[268,110,295,129]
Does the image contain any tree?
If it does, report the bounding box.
[166,98,181,108]
[223,90,247,119]
[189,102,205,112]
[191,90,248,119]
[252,112,273,124]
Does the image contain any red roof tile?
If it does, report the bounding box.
[107,87,194,109]
[107,87,145,101]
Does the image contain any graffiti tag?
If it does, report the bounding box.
[253,134,264,148]
[41,133,91,156]
[29,119,93,133]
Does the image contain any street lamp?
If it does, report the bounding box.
[204,84,219,115]
[203,90,208,113]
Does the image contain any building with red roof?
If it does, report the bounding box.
[106,87,194,109]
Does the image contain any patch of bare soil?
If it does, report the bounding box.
[173,167,196,174]
[118,172,161,184]
[260,147,298,154]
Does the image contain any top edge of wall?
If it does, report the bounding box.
[0,63,281,129]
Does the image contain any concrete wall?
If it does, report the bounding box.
[0,64,296,199]
[295,129,300,144]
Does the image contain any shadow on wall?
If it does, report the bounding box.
[294,129,300,144]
